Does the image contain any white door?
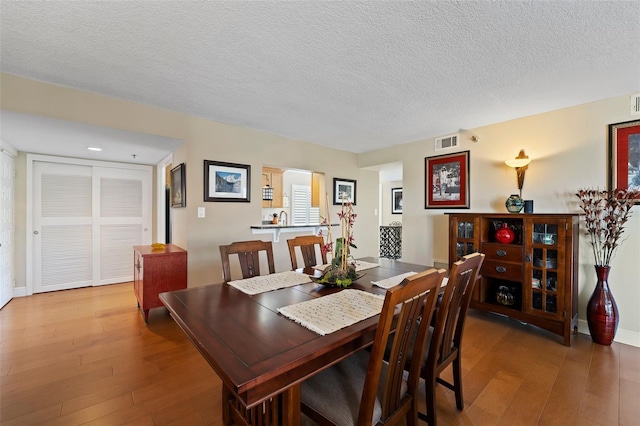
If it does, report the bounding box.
[32,160,151,293]
[0,150,15,308]
[94,166,150,286]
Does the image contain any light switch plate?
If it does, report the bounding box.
[197,207,205,218]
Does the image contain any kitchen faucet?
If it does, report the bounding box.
[279,210,288,226]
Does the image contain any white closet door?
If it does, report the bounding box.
[94,166,151,285]
[33,162,93,293]
[0,150,16,308]
[33,161,152,293]
[291,185,312,225]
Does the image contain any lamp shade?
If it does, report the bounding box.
[262,185,273,201]
[505,150,531,168]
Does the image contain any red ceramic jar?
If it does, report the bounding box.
[495,223,515,244]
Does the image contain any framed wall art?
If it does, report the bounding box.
[333,178,357,205]
[391,187,403,214]
[170,163,186,208]
[608,119,640,204]
[204,160,251,202]
[425,150,470,209]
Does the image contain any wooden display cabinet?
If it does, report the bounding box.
[447,213,579,345]
[133,244,187,322]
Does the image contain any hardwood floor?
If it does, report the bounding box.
[1,283,638,425]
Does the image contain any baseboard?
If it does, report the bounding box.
[12,286,28,297]
[577,319,640,348]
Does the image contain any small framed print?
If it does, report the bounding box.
[608,119,640,204]
[391,187,403,214]
[333,178,357,205]
[425,151,470,209]
[204,160,251,202]
[170,163,186,208]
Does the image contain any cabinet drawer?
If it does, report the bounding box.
[482,260,523,281]
[481,243,524,262]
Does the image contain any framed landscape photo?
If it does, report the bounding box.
[333,178,357,205]
[204,160,251,202]
[425,150,470,209]
[391,187,403,214]
[170,163,186,208]
[608,119,640,204]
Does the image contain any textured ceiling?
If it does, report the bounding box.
[1,1,639,155]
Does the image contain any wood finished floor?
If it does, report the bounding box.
[1,283,638,425]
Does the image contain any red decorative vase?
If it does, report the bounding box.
[495,223,515,244]
[586,265,619,346]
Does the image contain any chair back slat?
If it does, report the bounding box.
[358,268,446,425]
[219,240,275,282]
[286,235,327,270]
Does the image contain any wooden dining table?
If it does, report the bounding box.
[159,257,433,425]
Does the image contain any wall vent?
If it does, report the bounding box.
[631,93,640,116]
[435,134,459,151]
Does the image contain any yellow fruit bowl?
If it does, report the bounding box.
[151,243,166,251]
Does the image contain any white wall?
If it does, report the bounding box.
[359,94,640,347]
[381,179,403,225]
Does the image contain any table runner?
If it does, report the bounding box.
[278,289,385,335]
[227,271,312,295]
[371,271,418,289]
[314,260,380,272]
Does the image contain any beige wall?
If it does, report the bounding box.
[360,94,640,346]
[2,73,379,291]
[3,73,638,346]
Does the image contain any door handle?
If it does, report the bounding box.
[496,250,507,256]
[495,266,507,273]
[33,231,39,235]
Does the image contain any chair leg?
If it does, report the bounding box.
[452,357,464,410]
[419,375,437,426]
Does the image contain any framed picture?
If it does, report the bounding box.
[608,119,640,204]
[391,187,403,214]
[204,160,251,202]
[333,178,357,205]
[425,150,470,209]
[170,163,186,208]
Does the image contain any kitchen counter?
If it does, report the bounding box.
[250,223,338,242]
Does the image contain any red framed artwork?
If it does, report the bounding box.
[425,150,470,209]
[608,119,640,204]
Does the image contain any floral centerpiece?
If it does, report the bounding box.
[317,196,358,287]
[576,188,639,266]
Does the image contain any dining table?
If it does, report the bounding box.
[159,257,434,425]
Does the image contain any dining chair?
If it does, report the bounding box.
[300,268,447,426]
[219,240,276,282]
[219,239,276,425]
[418,251,485,426]
[286,235,327,270]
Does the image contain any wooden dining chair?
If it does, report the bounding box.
[418,251,485,426]
[300,268,447,426]
[219,240,276,425]
[219,240,275,282]
[286,235,327,270]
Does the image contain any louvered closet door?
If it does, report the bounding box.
[33,162,93,292]
[33,161,152,293]
[94,166,151,286]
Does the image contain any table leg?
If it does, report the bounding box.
[280,384,301,426]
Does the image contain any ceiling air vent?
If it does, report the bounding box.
[435,134,459,151]
[631,93,640,116]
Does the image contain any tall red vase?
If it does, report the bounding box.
[586,265,619,346]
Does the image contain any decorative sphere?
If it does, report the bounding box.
[495,223,515,244]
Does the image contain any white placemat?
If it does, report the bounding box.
[278,289,385,335]
[314,260,380,272]
[371,271,418,289]
[227,271,312,295]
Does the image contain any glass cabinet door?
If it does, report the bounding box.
[526,219,566,318]
[452,217,478,261]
